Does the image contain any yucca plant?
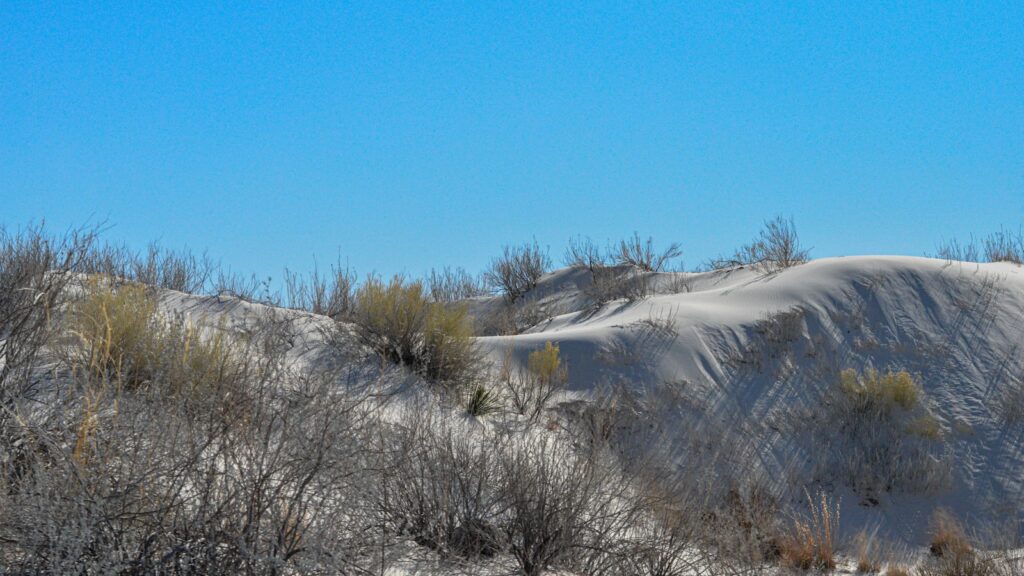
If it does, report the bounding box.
[466,384,502,418]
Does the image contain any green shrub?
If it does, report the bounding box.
[354,275,479,387]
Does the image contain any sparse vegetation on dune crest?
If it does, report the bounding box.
[708,215,810,272]
[3,221,1024,574]
[484,240,551,303]
[935,228,1024,265]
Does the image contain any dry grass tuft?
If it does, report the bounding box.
[780,490,840,571]
[929,509,972,559]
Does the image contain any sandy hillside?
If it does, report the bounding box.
[470,256,1024,544]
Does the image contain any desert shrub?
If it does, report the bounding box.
[929,509,972,558]
[584,265,650,306]
[428,266,486,303]
[484,241,551,303]
[934,228,1023,265]
[824,368,948,497]
[354,275,430,366]
[710,481,784,567]
[130,243,214,294]
[907,414,943,439]
[0,305,383,575]
[613,233,683,272]
[63,279,251,417]
[500,342,568,421]
[0,224,96,402]
[935,237,982,263]
[65,279,162,388]
[913,516,1007,573]
[917,543,1010,576]
[709,216,809,273]
[563,235,608,270]
[77,241,215,294]
[840,368,920,413]
[982,229,1024,264]
[354,275,480,387]
[422,301,478,384]
[779,491,839,571]
[498,435,641,576]
[284,262,355,318]
[379,416,504,559]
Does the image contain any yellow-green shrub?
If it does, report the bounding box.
[68,279,161,387]
[840,368,919,413]
[907,414,943,440]
[527,341,566,386]
[354,275,479,386]
[354,276,430,365]
[68,278,243,398]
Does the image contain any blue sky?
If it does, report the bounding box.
[2,2,1021,281]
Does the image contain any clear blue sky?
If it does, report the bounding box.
[2,2,1021,281]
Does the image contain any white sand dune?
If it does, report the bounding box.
[472,256,1024,544]
[151,255,1024,563]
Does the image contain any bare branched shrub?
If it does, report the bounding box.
[213,270,274,303]
[498,435,641,576]
[779,490,839,571]
[499,342,568,421]
[428,266,486,303]
[936,237,982,263]
[354,275,480,387]
[379,416,504,559]
[284,262,355,319]
[77,241,215,294]
[709,216,809,273]
[614,233,682,272]
[983,229,1024,264]
[934,228,1023,265]
[584,265,650,306]
[0,224,96,401]
[563,236,608,270]
[484,241,551,303]
[0,304,383,574]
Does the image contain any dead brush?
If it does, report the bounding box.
[929,509,972,558]
[780,490,840,571]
